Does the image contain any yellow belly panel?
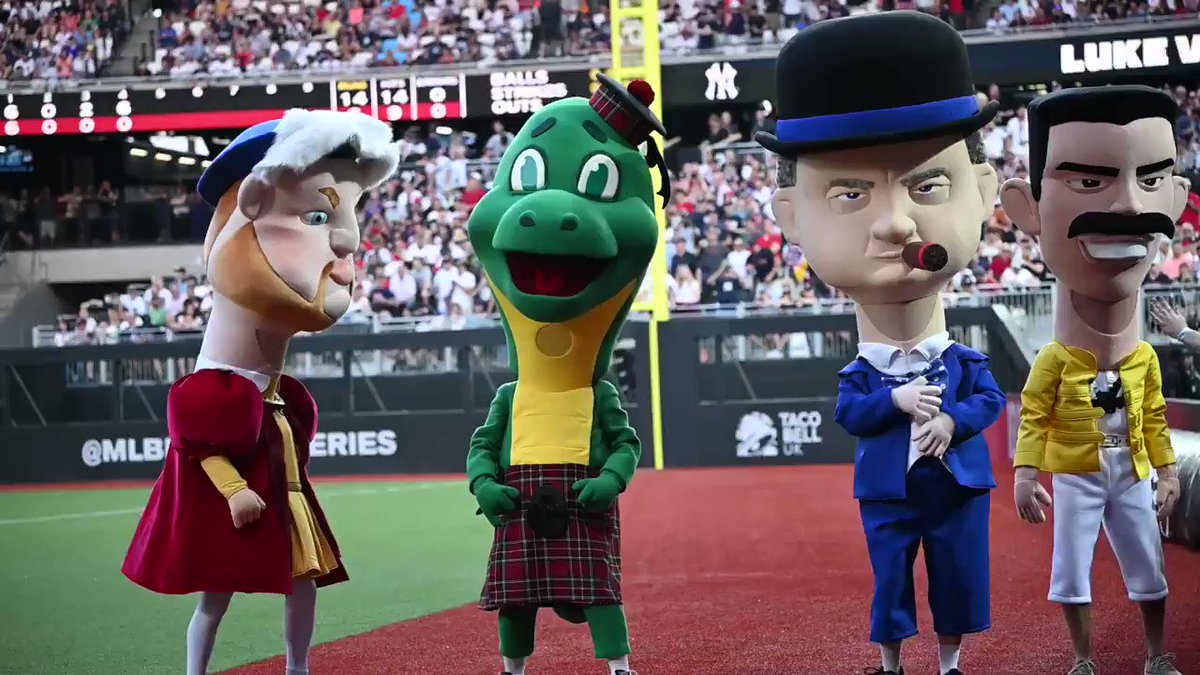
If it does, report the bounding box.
[510,385,593,465]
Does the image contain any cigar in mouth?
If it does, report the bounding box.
[902,241,948,272]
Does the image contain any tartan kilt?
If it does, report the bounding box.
[480,463,622,610]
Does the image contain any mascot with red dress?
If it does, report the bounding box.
[121,109,399,675]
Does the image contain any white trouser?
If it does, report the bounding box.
[1049,445,1168,604]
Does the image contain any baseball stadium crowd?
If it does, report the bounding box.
[40,82,1200,347]
[0,0,126,81]
[2,0,1195,81]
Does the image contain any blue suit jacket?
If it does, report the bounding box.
[835,343,1004,501]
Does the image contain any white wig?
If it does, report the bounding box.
[251,108,401,189]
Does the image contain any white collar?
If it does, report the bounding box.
[857,331,955,377]
[194,355,273,393]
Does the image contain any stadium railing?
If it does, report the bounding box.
[30,284,1199,351]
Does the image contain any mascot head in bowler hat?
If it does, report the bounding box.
[758,12,998,332]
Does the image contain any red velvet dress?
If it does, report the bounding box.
[122,369,348,595]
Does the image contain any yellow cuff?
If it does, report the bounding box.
[1013,449,1044,470]
[1148,446,1177,469]
[200,456,248,499]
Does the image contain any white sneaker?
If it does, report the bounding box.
[1146,654,1181,675]
[1067,661,1097,675]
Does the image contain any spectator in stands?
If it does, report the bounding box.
[146,294,170,327]
[34,187,56,245]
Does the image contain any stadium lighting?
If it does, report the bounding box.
[201,160,212,168]
[154,152,172,162]
[435,126,453,135]
[152,8,161,16]
[0,145,6,153]
[129,148,148,157]
[178,157,197,165]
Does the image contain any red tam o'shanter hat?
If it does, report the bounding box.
[589,73,667,149]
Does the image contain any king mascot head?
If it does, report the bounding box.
[468,75,669,386]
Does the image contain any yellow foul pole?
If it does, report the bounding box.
[606,0,668,469]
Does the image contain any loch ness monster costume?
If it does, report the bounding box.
[466,74,668,675]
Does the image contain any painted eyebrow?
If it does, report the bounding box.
[1055,161,1119,177]
[318,187,340,210]
[582,120,608,143]
[1136,158,1175,176]
[899,167,949,188]
[828,178,874,190]
[530,117,557,138]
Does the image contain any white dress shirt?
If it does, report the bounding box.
[194,355,271,393]
[857,331,955,472]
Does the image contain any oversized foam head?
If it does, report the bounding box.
[999,85,1190,302]
[468,75,668,325]
[758,11,998,305]
[197,109,400,333]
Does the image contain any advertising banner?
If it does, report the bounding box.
[689,398,856,467]
[0,412,481,484]
[660,58,777,108]
[660,22,1200,106]
[970,22,1200,85]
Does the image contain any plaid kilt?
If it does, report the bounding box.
[480,463,622,610]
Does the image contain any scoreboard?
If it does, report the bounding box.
[2,73,468,137]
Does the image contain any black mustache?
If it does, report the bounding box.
[1067,212,1175,239]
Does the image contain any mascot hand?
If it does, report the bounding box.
[475,479,521,528]
[1014,468,1052,525]
[573,472,623,511]
[891,376,942,421]
[228,489,266,529]
[1156,465,1180,535]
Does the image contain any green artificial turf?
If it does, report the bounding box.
[0,480,493,675]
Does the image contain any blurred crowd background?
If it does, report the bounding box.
[38,79,1200,346]
[3,0,1197,81]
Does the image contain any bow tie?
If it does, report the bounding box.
[880,358,948,389]
[1092,378,1126,415]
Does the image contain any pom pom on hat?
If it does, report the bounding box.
[627,80,655,106]
[588,73,666,149]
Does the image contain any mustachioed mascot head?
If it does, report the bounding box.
[197,109,400,334]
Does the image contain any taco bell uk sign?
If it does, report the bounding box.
[1060,33,1200,75]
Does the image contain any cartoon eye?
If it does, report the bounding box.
[1138,175,1165,190]
[910,178,951,204]
[301,211,330,226]
[577,154,619,200]
[510,148,546,194]
[1065,177,1108,192]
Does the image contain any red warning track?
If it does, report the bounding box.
[226,465,1200,675]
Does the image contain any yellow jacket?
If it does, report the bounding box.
[1014,340,1174,479]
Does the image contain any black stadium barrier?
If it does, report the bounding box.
[0,322,655,483]
[0,307,1028,483]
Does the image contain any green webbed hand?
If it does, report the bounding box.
[573,472,624,511]
[474,478,521,527]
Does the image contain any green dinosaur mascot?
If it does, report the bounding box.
[466,74,669,675]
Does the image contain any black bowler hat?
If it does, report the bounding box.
[755,11,997,157]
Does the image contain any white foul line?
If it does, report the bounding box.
[0,481,459,527]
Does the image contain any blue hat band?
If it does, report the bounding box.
[774,95,980,144]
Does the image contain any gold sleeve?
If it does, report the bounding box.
[200,456,249,499]
[1014,345,1059,470]
[1142,352,1175,468]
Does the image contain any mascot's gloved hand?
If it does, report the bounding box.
[474,478,521,528]
[573,472,624,512]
